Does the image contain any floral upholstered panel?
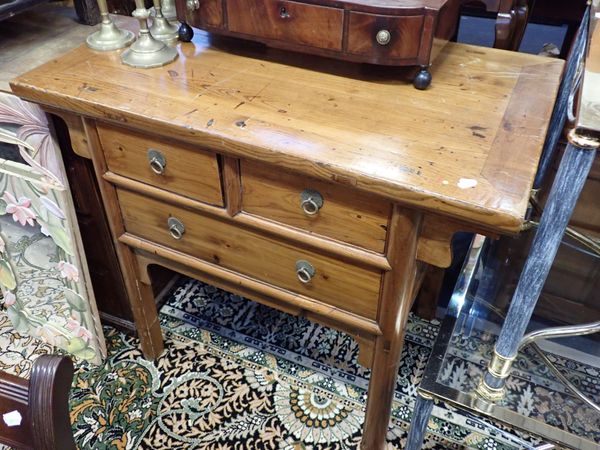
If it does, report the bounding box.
[0,92,105,364]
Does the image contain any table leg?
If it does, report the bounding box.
[361,207,423,449]
[405,392,434,450]
[83,117,164,360]
[477,143,597,400]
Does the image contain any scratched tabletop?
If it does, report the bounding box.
[11,19,564,234]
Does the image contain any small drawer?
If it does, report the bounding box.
[98,123,223,206]
[227,0,343,51]
[118,189,382,320]
[347,12,424,62]
[185,0,223,28]
[241,161,391,253]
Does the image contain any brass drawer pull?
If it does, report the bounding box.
[300,189,324,216]
[167,217,185,240]
[147,149,166,175]
[376,29,391,46]
[296,260,315,284]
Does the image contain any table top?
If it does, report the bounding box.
[10,22,563,234]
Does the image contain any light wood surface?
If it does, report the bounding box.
[132,243,383,338]
[118,188,383,319]
[99,122,224,206]
[241,160,391,253]
[10,22,563,234]
[102,171,392,270]
[362,205,422,448]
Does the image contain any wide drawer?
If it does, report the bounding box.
[98,123,224,206]
[241,161,391,253]
[347,12,424,62]
[118,189,382,319]
[227,0,344,51]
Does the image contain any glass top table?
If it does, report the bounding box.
[418,231,600,450]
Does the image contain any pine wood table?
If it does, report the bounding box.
[10,24,562,448]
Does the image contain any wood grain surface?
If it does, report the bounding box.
[11,24,562,234]
[118,189,383,319]
[98,122,224,206]
[346,12,424,61]
[227,0,344,50]
[241,160,391,253]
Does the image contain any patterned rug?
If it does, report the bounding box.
[0,278,549,449]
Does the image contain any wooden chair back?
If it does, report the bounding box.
[0,355,76,450]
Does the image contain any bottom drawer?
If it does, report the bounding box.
[117,190,382,320]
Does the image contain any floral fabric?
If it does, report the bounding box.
[0,92,105,364]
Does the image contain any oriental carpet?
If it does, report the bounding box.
[0,278,565,449]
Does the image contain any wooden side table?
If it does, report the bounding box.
[10,23,562,448]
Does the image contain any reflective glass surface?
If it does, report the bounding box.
[420,231,600,450]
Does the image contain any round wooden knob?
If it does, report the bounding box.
[376,29,391,46]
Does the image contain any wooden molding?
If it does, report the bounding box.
[44,107,90,159]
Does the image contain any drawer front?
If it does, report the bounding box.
[241,161,391,253]
[118,190,382,319]
[192,0,223,28]
[98,123,223,206]
[227,0,343,51]
[347,12,424,61]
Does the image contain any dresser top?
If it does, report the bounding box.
[10,26,563,234]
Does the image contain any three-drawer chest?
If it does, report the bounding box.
[11,21,562,449]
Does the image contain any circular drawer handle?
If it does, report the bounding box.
[300,189,324,216]
[167,217,185,240]
[296,260,316,284]
[147,149,166,175]
[279,6,290,19]
[376,29,391,46]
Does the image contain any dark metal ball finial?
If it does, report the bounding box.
[413,67,432,90]
[178,22,194,42]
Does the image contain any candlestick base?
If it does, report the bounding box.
[87,20,135,51]
[121,32,178,68]
[150,16,179,45]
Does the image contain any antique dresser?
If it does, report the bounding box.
[175,0,462,88]
[10,21,562,448]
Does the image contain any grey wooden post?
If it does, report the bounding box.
[405,392,434,450]
[477,142,597,400]
[533,6,589,190]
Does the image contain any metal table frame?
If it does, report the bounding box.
[406,2,600,449]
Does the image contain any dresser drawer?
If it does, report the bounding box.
[227,0,343,51]
[347,12,424,62]
[98,123,223,206]
[241,161,391,253]
[118,189,382,319]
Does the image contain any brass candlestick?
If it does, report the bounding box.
[86,0,134,51]
[161,0,177,22]
[149,0,179,44]
[121,0,178,68]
